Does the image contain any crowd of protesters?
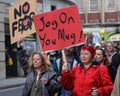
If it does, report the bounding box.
[17,37,120,96]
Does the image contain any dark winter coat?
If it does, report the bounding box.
[22,70,59,96]
[111,52,120,70]
[17,47,29,76]
[17,47,59,96]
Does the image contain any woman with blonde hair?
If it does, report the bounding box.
[28,52,52,71]
[17,40,59,96]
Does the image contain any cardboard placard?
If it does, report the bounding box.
[9,0,37,44]
[33,5,85,52]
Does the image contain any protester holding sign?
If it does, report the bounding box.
[61,45,113,96]
[17,39,59,96]
[59,47,81,96]
[48,47,81,96]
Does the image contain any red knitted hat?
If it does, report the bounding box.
[81,46,95,58]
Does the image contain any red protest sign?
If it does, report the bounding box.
[33,5,85,52]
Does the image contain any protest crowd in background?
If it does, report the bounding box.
[16,35,120,96]
[8,1,120,95]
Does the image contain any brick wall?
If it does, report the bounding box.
[105,12,118,23]
[88,13,101,23]
[80,14,86,23]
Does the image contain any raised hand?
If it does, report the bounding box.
[40,77,48,84]
[91,87,100,96]
[17,37,24,48]
[62,62,69,72]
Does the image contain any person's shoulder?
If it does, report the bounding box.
[26,70,35,79]
[112,52,120,63]
[73,65,82,70]
[98,65,108,72]
[117,65,120,71]
[45,70,57,76]
[44,70,57,80]
[113,52,120,57]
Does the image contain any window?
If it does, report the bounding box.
[5,23,9,36]
[75,0,84,12]
[107,0,115,11]
[89,0,98,12]
[51,5,56,11]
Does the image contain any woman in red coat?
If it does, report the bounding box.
[61,46,113,96]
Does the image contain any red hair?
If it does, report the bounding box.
[81,46,95,58]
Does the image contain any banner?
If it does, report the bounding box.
[9,0,37,44]
[33,5,85,52]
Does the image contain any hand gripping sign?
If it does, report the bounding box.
[33,5,85,52]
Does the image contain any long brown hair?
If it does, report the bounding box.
[96,47,110,66]
[29,52,52,71]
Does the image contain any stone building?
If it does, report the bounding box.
[0,0,120,80]
[0,0,42,79]
[0,0,75,80]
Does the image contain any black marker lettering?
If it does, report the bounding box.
[39,17,45,31]
[12,21,17,37]
[59,12,67,24]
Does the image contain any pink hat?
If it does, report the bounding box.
[81,46,95,58]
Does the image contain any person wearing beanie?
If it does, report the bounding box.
[61,45,113,96]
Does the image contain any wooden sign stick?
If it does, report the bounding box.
[61,49,67,66]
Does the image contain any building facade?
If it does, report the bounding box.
[76,0,120,42]
[43,0,120,41]
[0,0,120,79]
[0,0,42,79]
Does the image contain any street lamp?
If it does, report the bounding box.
[100,0,104,28]
[100,0,105,41]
